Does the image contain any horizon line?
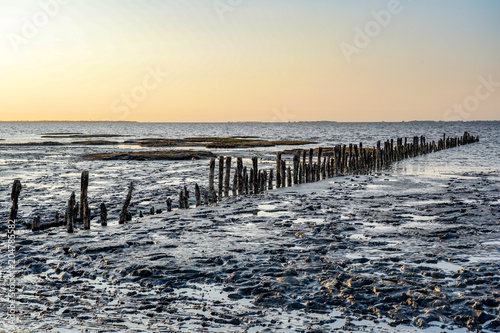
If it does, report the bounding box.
[1,120,499,123]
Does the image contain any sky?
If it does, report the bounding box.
[0,0,499,122]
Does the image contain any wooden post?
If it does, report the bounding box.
[262,171,267,192]
[83,197,90,230]
[119,182,133,224]
[237,157,243,195]
[166,198,172,212]
[243,167,249,195]
[8,180,22,221]
[276,152,282,188]
[321,157,327,179]
[67,192,76,233]
[359,142,364,169]
[100,203,107,226]
[342,145,347,174]
[224,157,231,197]
[203,190,209,205]
[179,190,185,209]
[232,171,237,196]
[195,183,201,207]
[293,153,300,185]
[326,155,331,177]
[32,215,40,232]
[298,163,303,184]
[218,156,224,198]
[317,148,323,180]
[287,167,292,187]
[208,158,216,202]
[252,156,259,194]
[280,160,286,187]
[268,169,274,190]
[249,168,254,194]
[376,141,381,169]
[302,150,307,181]
[80,171,89,221]
[183,186,189,209]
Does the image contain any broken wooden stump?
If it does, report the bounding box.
[8,180,22,221]
[32,215,41,232]
[119,182,134,224]
[195,183,201,207]
[100,203,107,226]
[67,192,76,233]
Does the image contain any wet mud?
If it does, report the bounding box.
[2,166,499,332]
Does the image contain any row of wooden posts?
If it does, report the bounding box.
[204,131,479,200]
[6,132,478,233]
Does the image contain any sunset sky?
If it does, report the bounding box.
[1,0,499,122]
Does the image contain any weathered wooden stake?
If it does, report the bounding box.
[293,153,300,185]
[178,190,185,209]
[183,185,190,209]
[208,158,216,202]
[243,167,249,195]
[317,147,323,180]
[224,157,232,197]
[32,215,40,232]
[280,160,286,187]
[166,198,172,212]
[80,171,89,219]
[218,156,224,198]
[232,171,238,196]
[195,183,201,207]
[237,157,244,195]
[119,182,133,224]
[100,203,107,226]
[268,169,274,190]
[83,197,90,230]
[67,192,76,233]
[276,152,282,188]
[252,156,259,194]
[8,180,22,221]
[287,167,292,187]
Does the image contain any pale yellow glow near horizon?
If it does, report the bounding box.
[1,1,499,122]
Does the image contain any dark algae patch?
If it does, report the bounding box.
[1,136,316,148]
[41,134,126,138]
[82,150,216,160]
